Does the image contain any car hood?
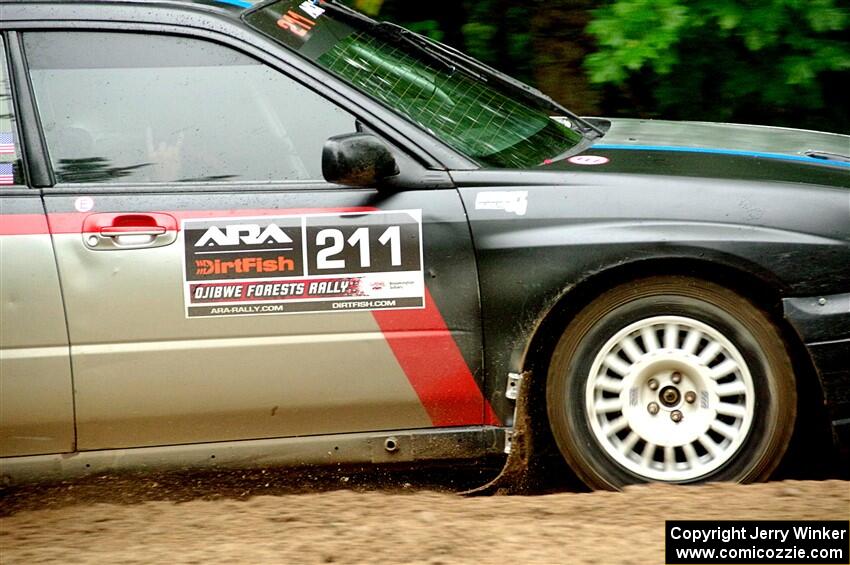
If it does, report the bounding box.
[540,118,850,188]
[594,118,850,160]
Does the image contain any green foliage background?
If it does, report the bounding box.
[350,0,850,133]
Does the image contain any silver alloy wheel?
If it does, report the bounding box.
[585,315,755,482]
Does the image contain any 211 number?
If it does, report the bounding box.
[315,226,401,270]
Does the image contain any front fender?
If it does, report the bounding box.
[459,176,850,423]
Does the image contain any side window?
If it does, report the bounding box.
[23,32,356,184]
[1,38,25,186]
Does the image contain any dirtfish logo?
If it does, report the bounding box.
[195,256,296,276]
[195,224,292,247]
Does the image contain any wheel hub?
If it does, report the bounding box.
[659,385,680,407]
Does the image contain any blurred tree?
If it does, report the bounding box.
[530,0,600,116]
[585,0,850,132]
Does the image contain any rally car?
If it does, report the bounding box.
[1,0,848,490]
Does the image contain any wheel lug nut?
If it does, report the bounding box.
[671,410,683,423]
[685,391,696,404]
[671,371,682,384]
[648,402,659,415]
[648,379,659,390]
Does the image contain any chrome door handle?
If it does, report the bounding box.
[100,226,167,237]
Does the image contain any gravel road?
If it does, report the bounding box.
[1,471,847,564]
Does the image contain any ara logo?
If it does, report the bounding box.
[195,224,293,248]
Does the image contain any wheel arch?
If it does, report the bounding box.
[520,256,792,374]
[516,255,832,478]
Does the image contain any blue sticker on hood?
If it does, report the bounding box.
[592,144,850,169]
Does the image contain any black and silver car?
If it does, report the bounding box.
[1,0,848,489]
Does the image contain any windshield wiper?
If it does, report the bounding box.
[315,1,483,78]
[375,22,488,81]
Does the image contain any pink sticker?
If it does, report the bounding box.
[567,155,610,166]
[74,196,94,213]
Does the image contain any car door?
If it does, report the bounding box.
[20,28,486,450]
[0,35,75,458]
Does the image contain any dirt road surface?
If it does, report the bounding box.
[1,472,847,564]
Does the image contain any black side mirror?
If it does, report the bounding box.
[322,133,400,187]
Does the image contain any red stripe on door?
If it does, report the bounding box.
[0,213,49,235]
[372,287,499,427]
[3,208,380,235]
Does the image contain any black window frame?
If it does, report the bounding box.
[1,33,32,188]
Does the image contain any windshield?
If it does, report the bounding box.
[245,0,585,168]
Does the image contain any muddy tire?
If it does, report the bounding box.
[546,276,796,489]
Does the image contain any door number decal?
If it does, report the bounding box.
[182,210,424,318]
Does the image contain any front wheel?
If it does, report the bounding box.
[546,276,796,489]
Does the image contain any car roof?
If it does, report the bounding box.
[0,0,262,18]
